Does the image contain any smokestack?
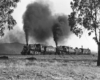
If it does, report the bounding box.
[24,29,28,45]
[23,24,29,45]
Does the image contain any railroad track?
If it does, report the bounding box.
[0,54,97,61]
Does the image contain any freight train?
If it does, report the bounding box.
[21,44,91,55]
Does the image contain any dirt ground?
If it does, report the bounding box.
[0,58,100,80]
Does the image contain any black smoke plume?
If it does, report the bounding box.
[52,23,61,47]
[23,1,71,45]
[56,15,70,42]
[52,15,70,46]
[23,2,54,44]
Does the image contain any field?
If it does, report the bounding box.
[0,55,99,80]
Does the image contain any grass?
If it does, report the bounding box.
[0,59,100,80]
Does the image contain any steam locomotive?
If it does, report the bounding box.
[21,44,91,55]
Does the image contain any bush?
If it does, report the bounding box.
[0,56,9,60]
[26,57,37,61]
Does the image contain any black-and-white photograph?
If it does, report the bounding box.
[0,0,100,80]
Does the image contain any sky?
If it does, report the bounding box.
[10,0,98,52]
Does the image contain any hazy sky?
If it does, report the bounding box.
[11,0,97,52]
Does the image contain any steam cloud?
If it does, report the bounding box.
[0,29,25,43]
[23,1,71,45]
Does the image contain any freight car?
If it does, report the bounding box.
[82,48,91,55]
[67,47,75,54]
[75,47,82,55]
[43,46,56,55]
[74,47,91,55]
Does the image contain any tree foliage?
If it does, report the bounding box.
[68,0,100,43]
[0,0,20,36]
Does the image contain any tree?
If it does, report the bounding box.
[68,0,100,66]
[0,0,20,36]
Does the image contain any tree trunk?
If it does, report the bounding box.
[97,42,100,66]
